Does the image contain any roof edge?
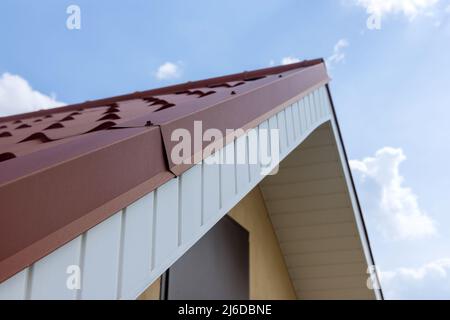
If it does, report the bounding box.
[0,59,325,124]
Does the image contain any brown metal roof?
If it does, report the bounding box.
[0,59,330,283]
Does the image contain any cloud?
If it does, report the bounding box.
[381,259,450,299]
[326,39,349,68]
[155,62,182,80]
[353,0,440,20]
[269,57,301,66]
[0,73,65,117]
[350,147,436,240]
[281,56,301,65]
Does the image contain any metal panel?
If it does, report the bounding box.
[303,95,312,129]
[0,269,28,300]
[277,110,288,155]
[267,115,279,161]
[319,86,328,117]
[180,165,202,245]
[248,128,260,184]
[220,141,237,209]
[80,212,122,299]
[30,236,82,300]
[235,134,250,196]
[298,99,307,135]
[258,121,270,176]
[119,193,154,299]
[285,105,295,148]
[291,102,301,139]
[154,178,179,267]
[202,154,221,224]
[309,93,318,124]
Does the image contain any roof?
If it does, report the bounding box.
[0,59,330,283]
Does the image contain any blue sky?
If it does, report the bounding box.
[1,0,449,299]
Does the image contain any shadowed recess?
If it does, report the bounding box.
[0,152,16,163]
[19,132,53,144]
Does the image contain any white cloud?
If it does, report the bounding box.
[0,73,65,117]
[381,259,450,299]
[281,56,301,65]
[155,62,182,80]
[354,0,440,20]
[326,39,349,68]
[350,147,436,240]
[268,57,301,66]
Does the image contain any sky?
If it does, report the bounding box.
[0,0,449,300]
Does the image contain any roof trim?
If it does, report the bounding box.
[325,84,384,300]
[0,59,330,283]
[0,59,325,124]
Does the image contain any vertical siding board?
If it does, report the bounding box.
[203,153,221,223]
[268,115,278,134]
[277,110,288,156]
[120,192,154,299]
[235,134,250,196]
[0,269,28,300]
[248,128,259,184]
[180,164,202,245]
[299,99,307,136]
[318,87,325,118]
[313,90,322,120]
[285,105,295,148]
[292,102,301,140]
[304,96,311,132]
[80,213,122,300]
[154,178,179,268]
[309,93,317,125]
[221,141,237,209]
[267,115,280,176]
[322,86,330,116]
[258,121,271,177]
[30,236,82,300]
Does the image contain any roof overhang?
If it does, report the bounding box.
[0,61,381,300]
[0,60,329,283]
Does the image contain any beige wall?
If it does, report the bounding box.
[138,277,161,300]
[229,187,297,300]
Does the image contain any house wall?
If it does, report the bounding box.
[138,278,161,300]
[0,86,333,300]
[229,187,296,300]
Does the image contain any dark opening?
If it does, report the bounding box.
[163,216,249,300]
